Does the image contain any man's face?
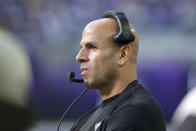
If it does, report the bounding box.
[76,19,119,89]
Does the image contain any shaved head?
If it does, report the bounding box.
[83,18,139,63]
[82,18,119,46]
[85,18,119,34]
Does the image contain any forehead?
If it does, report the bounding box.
[80,18,118,46]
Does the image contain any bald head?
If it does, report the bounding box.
[82,18,119,45]
[85,18,119,33]
[83,18,138,63]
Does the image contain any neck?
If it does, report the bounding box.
[99,63,137,100]
[99,72,137,101]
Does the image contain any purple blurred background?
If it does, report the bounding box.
[0,0,196,125]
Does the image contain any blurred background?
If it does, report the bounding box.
[0,0,196,130]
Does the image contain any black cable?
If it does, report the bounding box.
[57,88,88,131]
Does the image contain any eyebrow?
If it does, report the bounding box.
[80,41,98,48]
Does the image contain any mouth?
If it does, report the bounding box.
[81,67,88,77]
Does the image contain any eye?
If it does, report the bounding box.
[86,43,97,50]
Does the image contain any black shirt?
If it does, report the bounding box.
[71,80,166,131]
[79,94,120,131]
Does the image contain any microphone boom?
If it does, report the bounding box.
[68,72,84,83]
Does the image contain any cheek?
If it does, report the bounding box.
[89,53,102,70]
[90,52,116,72]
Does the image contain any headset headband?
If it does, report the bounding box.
[102,10,135,44]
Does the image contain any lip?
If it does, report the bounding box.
[81,67,88,71]
[81,67,88,77]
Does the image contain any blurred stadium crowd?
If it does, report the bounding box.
[0,0,196,131]
[0,0,195,41]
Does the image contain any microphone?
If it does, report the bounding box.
[68,72,84,83]
[57,71,86,131]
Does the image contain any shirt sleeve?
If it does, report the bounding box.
[105,105,151,131]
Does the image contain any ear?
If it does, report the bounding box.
[117,45,131,66]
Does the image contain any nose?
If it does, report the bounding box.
[76,48,88,63]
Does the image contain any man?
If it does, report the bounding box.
[71,10,166,131]
[0,28,34,131]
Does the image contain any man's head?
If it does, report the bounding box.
[76,12,138,90]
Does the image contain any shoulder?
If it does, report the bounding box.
[105,85,166,131]
[106,104,151,130]
[126,86,162,111]
[119,81,161,112]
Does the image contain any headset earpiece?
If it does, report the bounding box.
[102,10,135,44]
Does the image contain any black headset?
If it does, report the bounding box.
[102,10,135,44]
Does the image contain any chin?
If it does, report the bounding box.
[84,80,97,89]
